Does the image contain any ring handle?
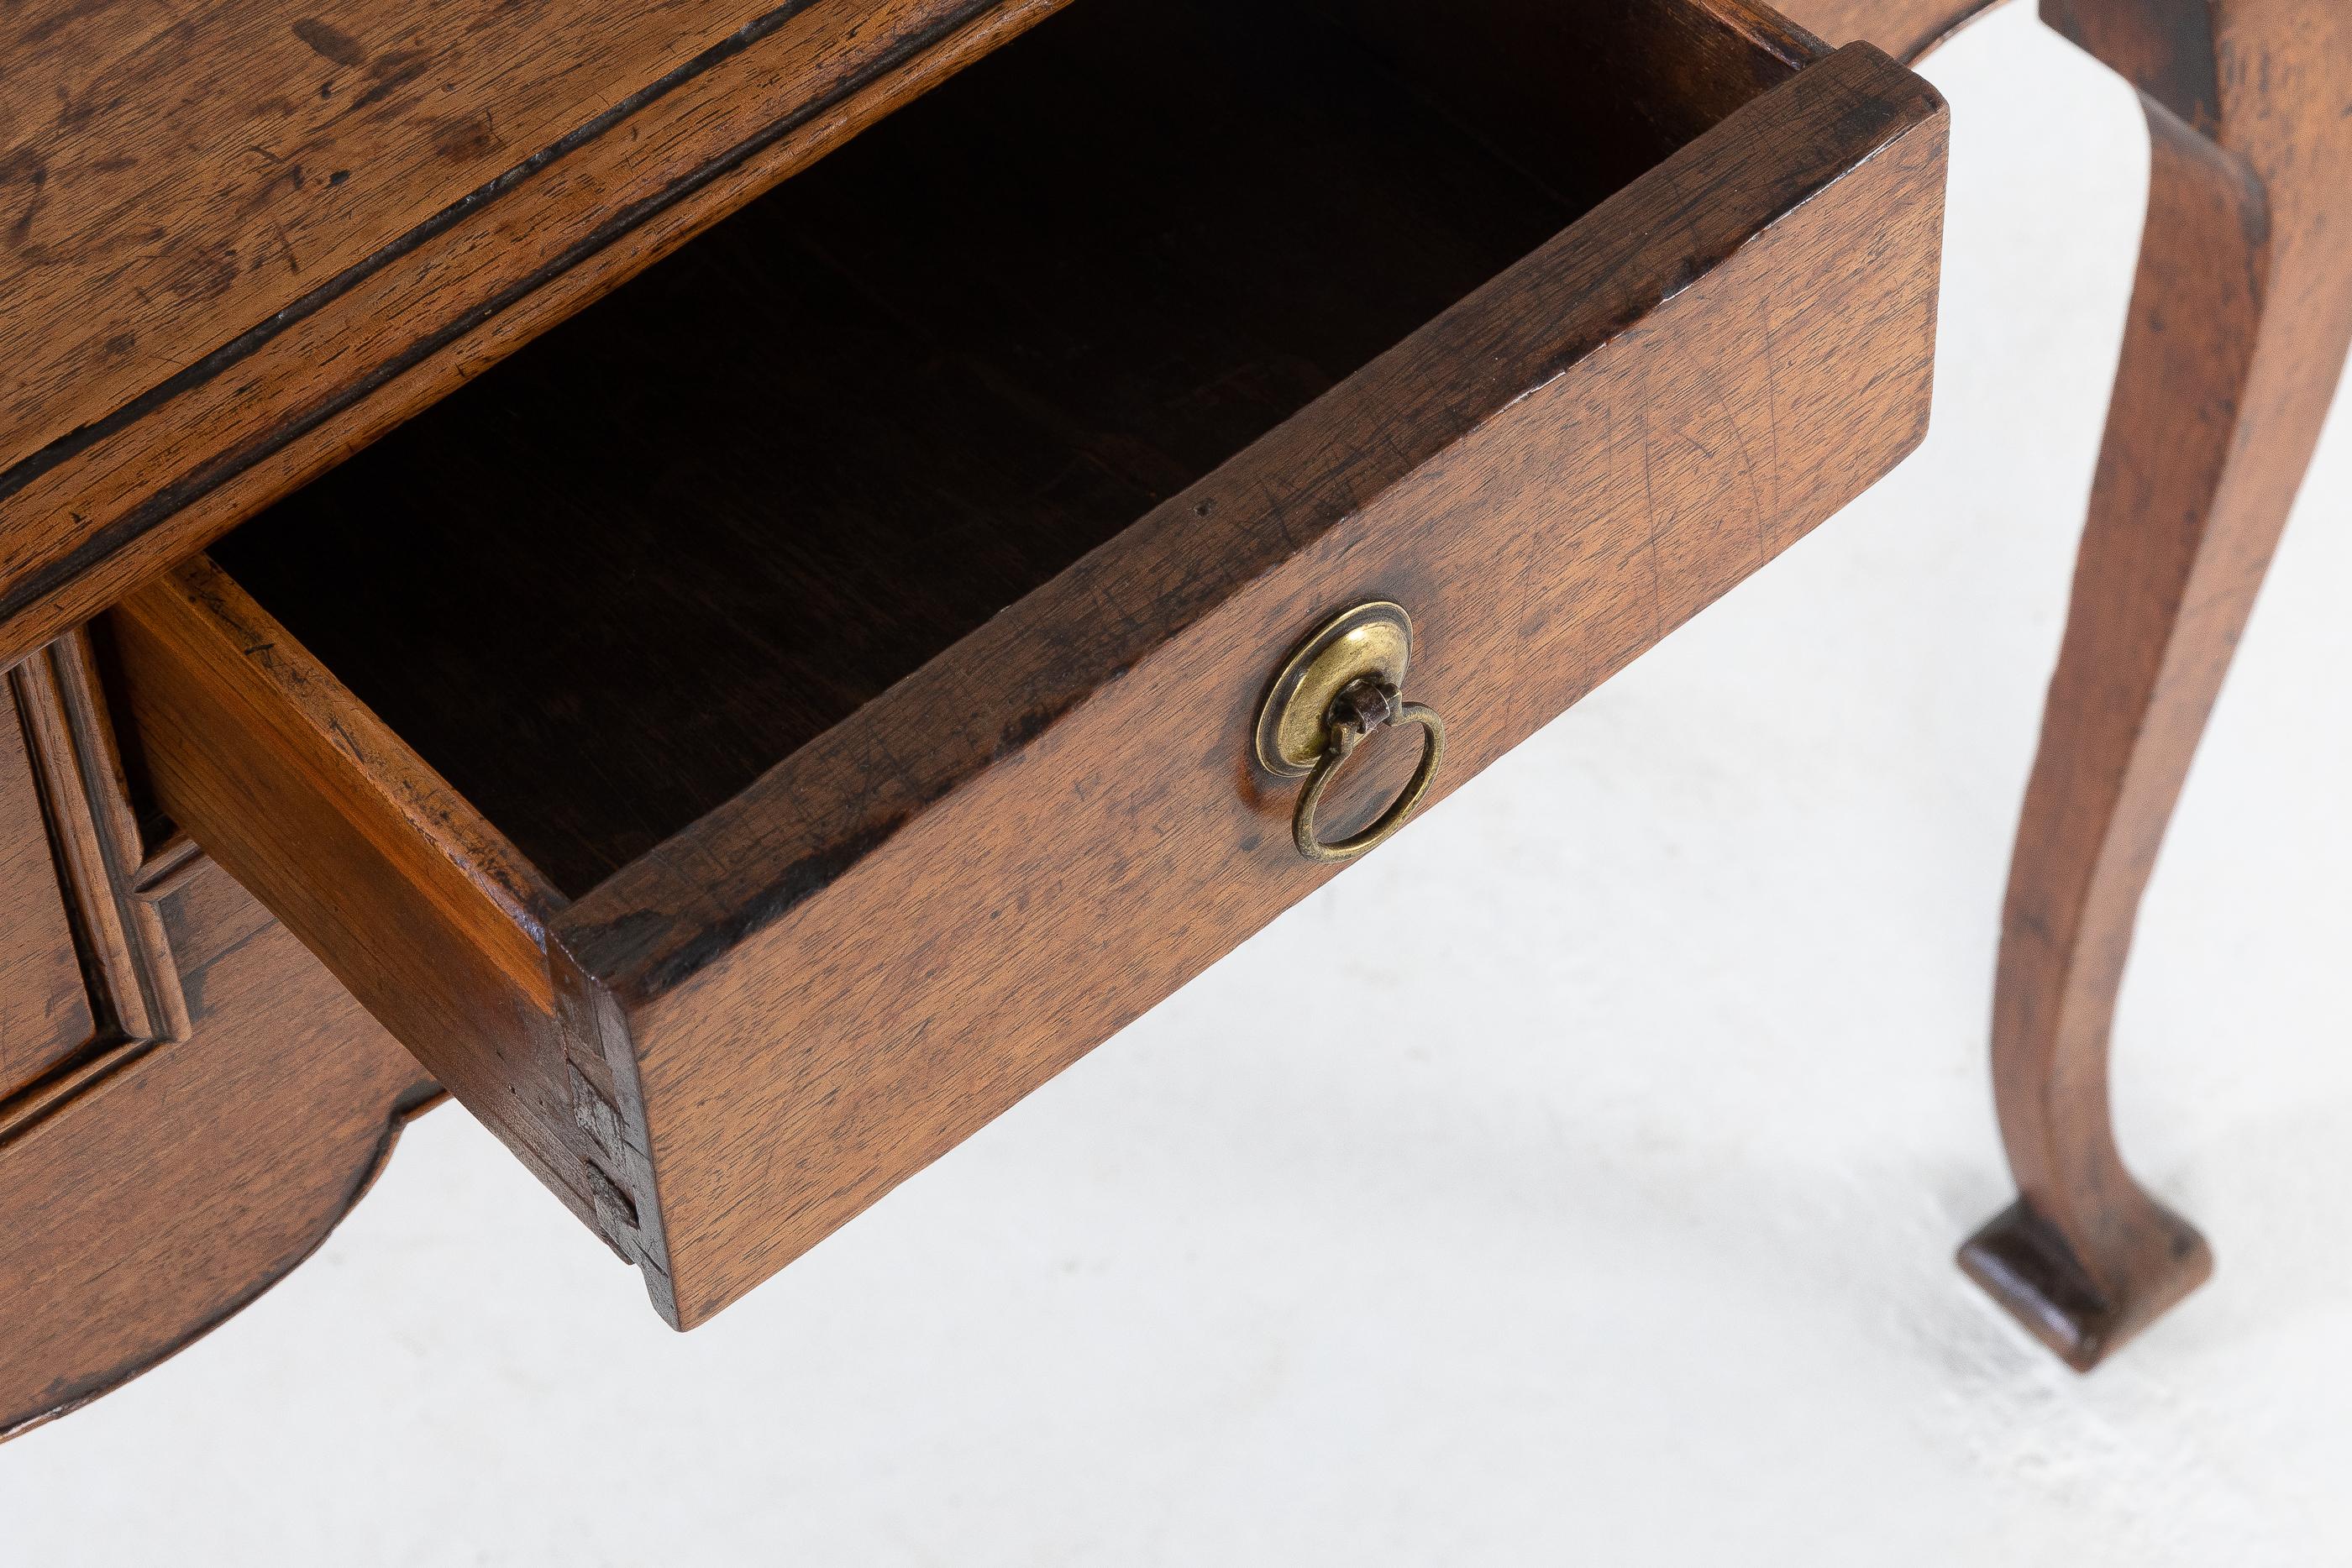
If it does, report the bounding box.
[1291,679,1446,864]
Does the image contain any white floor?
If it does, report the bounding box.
[8,10,2352,1563]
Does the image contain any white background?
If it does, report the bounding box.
[8,8,2352,1562]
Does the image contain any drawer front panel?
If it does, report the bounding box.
[0,693,91,1099]
[554,45,1949,1325]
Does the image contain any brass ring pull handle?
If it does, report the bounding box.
[1290,680,1446,863]
[1252,600,1448,865]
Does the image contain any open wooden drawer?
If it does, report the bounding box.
[102,0,1945,1328]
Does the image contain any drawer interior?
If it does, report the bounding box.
[207,0,1809,899]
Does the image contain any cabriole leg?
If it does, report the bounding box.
[1961,0,2352,1370]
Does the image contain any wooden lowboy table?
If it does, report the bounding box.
[0,0,2340,1435]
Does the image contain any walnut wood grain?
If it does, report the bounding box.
[0,0,1075,673]
[114,4,1946,1327]
[1956,0,2352,1371]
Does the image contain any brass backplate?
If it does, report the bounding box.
[1252,600,1413,778]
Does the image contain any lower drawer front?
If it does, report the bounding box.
[110,3,1946,1328]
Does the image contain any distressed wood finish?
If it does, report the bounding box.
[1955,0,2352,1370]
[115,3,1947,1328]
[0,0,1075,672]
[0,633,437,1440]
[0,0,2339,1437]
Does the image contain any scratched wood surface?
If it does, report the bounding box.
[9,0,2339,1412]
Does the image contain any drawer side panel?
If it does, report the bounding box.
[108,563,608,1236]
